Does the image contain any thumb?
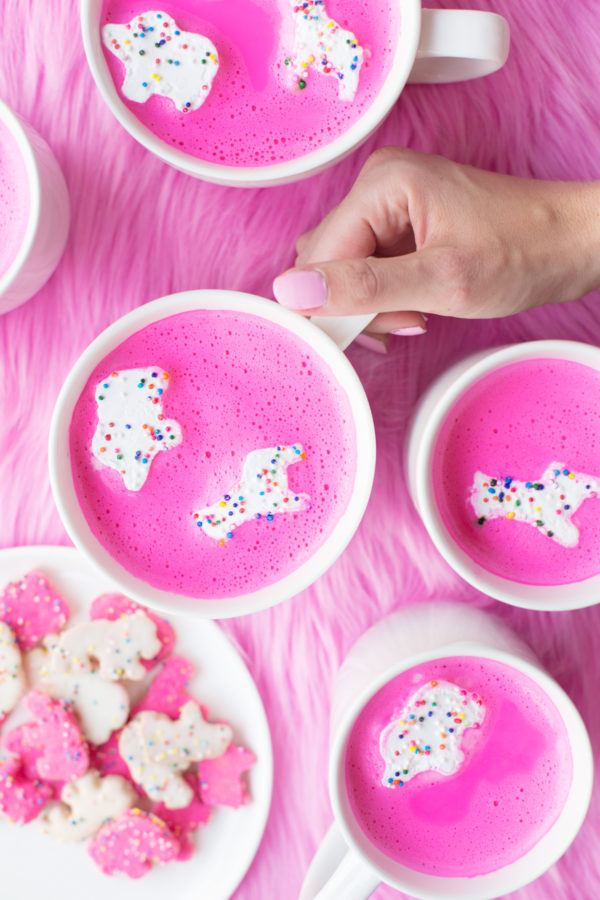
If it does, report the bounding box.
[273,249,453,316]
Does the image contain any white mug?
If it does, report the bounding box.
[0,100,70,314]
[405,340,600,611]
[300,602,593,900]
[49,290,376,618]
[80,1,509,187]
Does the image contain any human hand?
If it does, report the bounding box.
[273,147,600,337]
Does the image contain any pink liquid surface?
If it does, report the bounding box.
[345,656,572,877]
[0,120,30,279]
[100,1,400,166]
[432,359,600,585]
[69,309,357,599]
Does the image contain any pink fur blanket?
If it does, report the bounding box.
[1,1,599,897]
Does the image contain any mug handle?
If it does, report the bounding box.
[299,822,381,900]
[310,314,376,350]
[408,9,510,83]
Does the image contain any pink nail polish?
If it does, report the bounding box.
[392,326,427,337]
[273,270,327,310]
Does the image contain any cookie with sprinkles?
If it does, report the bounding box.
[0,621,25,723]
[0,570,70,651]
[379,680,485,788]
[0,755,53,825]
[286,0,365,100]
[14,691,89,783]
[40,769,137,843]
[102,11,219,113]
[198,743,255,809]
[90,593,175,669]
[193,444,311,545]
[88,807,180,878]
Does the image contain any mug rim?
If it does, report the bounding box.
[0,100,41,298]
[329,643,594,900]
[411,339,600,610]
[80,0,421,187]
[48,289,376,618]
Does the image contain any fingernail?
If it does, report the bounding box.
[355,334,388,355]
[392,326,427,336]
[273,270,327,310]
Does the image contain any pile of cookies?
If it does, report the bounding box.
[0,571,255,878]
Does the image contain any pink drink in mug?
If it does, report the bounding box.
[99,0,400,166]
[432,358,600,586]
[69,308,357,599]
[345,655,572,877]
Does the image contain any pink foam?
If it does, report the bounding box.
[90,592,176,668]
[0,571,70,651]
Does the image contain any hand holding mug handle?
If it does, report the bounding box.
[299,822,380,900]
[409,9,510,83]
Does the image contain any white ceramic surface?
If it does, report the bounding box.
[0,100,70,313]
[0,545,273,900]
[405,340,600,610]
[300,602,594,900]
[80,1,509,187]
[49,290,376,618]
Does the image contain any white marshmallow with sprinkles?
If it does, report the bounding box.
[102,11,219,113]
[193,444,311,545]
[92,366,182,492]
[379,680,485,788]
[470,463,600,547]
[286,0,364,100]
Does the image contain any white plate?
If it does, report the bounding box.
[0,546,273,900]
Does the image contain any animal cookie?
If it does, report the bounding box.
[103,11,219,114]
[193,444,311,545]
[25,636,130,745]
[91,367,183,492]
[51,609,161,681]
[88,808,180,878]
[471,463,600,547]
[152,774,211,861]
[16,691,89,783]
[379,680,485,788]
[90,593,175,668]
[286,0,364,100]
[40,769,137,842]
[0,755,53,824]
[119,702,232,808]
[0,570,70,651]
[198,744,255,808]
[0,621,25,722]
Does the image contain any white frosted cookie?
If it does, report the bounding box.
[119,702,232,809]
[0,621,25,720]
[26,637,130,745]
[51,610,161,682]
[40,769,137,842]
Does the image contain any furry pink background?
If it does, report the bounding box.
[1,1,599,897]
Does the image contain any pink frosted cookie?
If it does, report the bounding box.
[0,755,53,824]
[90,593,175,669]
[0,570,70,651]
[152,774,211,861]
[16,692,89,782]
[88,808,180,878]
[198,744,255,808]
[3,723,46,782]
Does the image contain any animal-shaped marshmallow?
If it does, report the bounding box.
[470,463,600,547]
[193,444,310,545]
[286,0,364,100]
